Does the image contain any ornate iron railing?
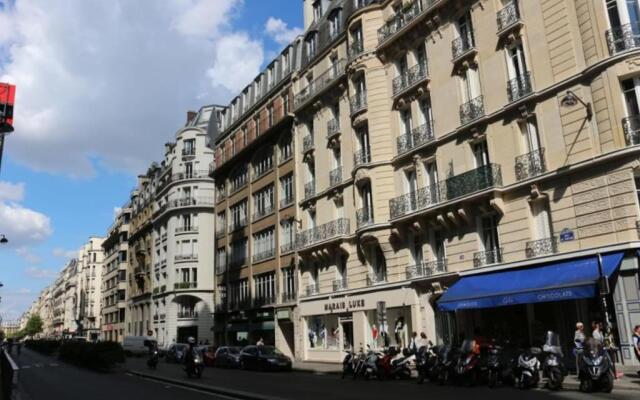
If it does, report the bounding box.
[302,135,315,153]
[350,91,367,115]
[280,241,295,254]
[252,248,275,263]
[515,148,546,181]
[356,207,374,229]
[174,281,198,290]
[367,271,387,286]
[348,40,364,61]
[254,295,276,307]
[329,166,343,187]
[280,196,294,208]
[181,148,196,157]
[525,237,557,258]
[177,310,198,319]
[507,72,532,102]
[392,62,429,95]
[605,22,640,55]
[176,225,198,234]
[452,33,475,60]
[327,119,340,138]
[389,184,440,219]
[440,163,502,201]
[496,0,520,32]
[305,284,318,297]
[294,59,347,109]
[354,147,371,167]
[473,248,503,268]
[622,115,640,146]
[396,121,435,155]
[296,218,350,249]
[304,180,316,200]
[332,278,348,292]
[459,95,484,125]
[406,259,448,279]
[282,291,297,302]
[377,0,426,45]
[175,254,198,262]
[253,204,274,221]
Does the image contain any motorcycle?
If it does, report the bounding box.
[185,349,204,378]
[341,349,356,379]
[435,344,457,385]
[578,338,613,393]
[353,346,382,380]
[377,347,412,380]
[455,339,481,386]
[513,346,541,389]
[541,331,566,390]
[147,348,159,369]
[486,342,505,388]
[415,344,434,384]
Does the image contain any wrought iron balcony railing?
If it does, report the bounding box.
[280,241,295,254]
[296,218,350,249]
[177,310,198,319]
[515,148,546,181]
[215,226,226,237]
[459,95,484,125]
[473,248,503,268]
[329,166,343,187]
[496,0,521,32]
[302,135,315,153]
[280,196,294,208]
[377,0,427,45]
[174,281,198,290]
[176,225,198,234]
[282,291,297,302]
[396,121,435,155]
[507,72,532,102]
[350,91,367,115]
[356,207,374,229]
[253,204,274,221]
[254,295,276,307]
[294,59,347,109]
[389,184,440,219]
[304,180,316,200]
[406,259,448,279]
[327,119,340,138]
[367,271,387,286]
[181,148,196,157]
[622,115,640,146]
[332,278,348,292]
[525,237,557,258]
[605,22,640,55]
[305,284,318,297]
[175,254,198,262]
[354,147,371,167]
[229,217,248,232]
[252,248,275,263]
[452,33,475,60]
[348,40,364,61]
[392,62,429,96]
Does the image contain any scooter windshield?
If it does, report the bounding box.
[584,337,603,355]
[460,339,475,353]
[542,331,562,356]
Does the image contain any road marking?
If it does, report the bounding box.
[21,366,31,369]
[49,363,59,367]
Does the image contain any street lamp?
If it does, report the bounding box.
[560,90,593,120]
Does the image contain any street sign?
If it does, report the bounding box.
[559,228,575,242]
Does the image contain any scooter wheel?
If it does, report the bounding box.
[579,379,592,393]
[601,371,614,393]
[417,372,424,384]
[488,371,497,388]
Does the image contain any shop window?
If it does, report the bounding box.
[307,315,340,350]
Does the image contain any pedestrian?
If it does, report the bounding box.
[417,332,429,349]
[409,332,418,354]
[592,321,604,345]
[632,325,640,376]
[256,337,264,346]
[574,322,585,373]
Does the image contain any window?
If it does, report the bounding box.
[396,54,408,79]
[405,168,418,204]
[306,32,317,58]
[282,50,290,75]
[282,93,290,114]
[282,267,296,298]
[329,9,342,38]
[230,164,248,191]
[279,134,293,162]
[280,219,295,251]
[399,107,412,136]
[419,97,433,128]
[360,182,373,216]
[254,272,276,303]
[254,115,261,136]
[473,140,490,167]
[635,172,640,211]
[519,117,541,154]
[268,104,274,126]
[460,66,481,103]
[254,78,262,100]
[230,200,247,231]
[253,185,275,219]
[253,228,275,261]
[230,134,236,156]
[606,0,640,28]
[531,200,552,240]
[356,125,371,162]
[312,0,323,21]
[216,247,227,273]
[242,127,248,147]
[216,212,226,232]
[506,41,528,80]
[252,149,273,178]
[280,173,294,206]
[480,215,501,256]
[409,232,424,266]
[230,239,248,266]
[456,11,475,47]
[229,279,249,306]
[183,139,195,155]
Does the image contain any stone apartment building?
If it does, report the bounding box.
[76,237,105,340]
[276,0,640,366]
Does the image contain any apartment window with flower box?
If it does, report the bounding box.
[253,227,275,262]
[253,185,274,220]
[230,200,247,231]
[253,149,273,180]
[254,272,276,305]
[230,238,248,268]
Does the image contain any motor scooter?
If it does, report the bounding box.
[185,349,204,378]
[378,347,412,380]
[513,346,540,389]
[455,339,481,386]
[541,331,566,390]
[578,338,614,393]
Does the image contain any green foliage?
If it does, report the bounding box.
[24,339,60,355]
[58,341,125,370]
[23,315,44,336]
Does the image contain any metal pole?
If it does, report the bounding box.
[0,132,5,174]
[597,254,611,330]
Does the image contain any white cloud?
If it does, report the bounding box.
[113,206,122,219]
[0,288,37,322]
[0,181,25,202]
[24,267,58,279]
[52,248,78,259]
[207,32,264,92]
[0,0,261,176]
[16,246,42,264]
[264,17,302,46]
[0,201,52,244]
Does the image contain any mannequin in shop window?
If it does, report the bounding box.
[395,316,406,348]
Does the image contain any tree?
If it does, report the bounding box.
[23,314,43,337]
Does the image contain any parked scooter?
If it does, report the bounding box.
[455,339,481,386]
[578,338,614,393]
[353,346,382,380]
[435,344,457,385]
[377,347,412,380]
[341,348,356,379]
[541,331,566,390]
[415,343,435,384]
[486,341,505,388]
[513,346,541,389]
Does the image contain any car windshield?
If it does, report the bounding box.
[228,347,240,354]
[259,346,283,356]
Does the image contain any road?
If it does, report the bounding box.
[11,350,639,400]
[14,349,229,400]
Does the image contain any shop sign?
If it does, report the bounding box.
[276,309,291,320]
[324,298,365,312]
[559,228,575,242]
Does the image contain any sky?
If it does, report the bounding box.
[0,0,303,322]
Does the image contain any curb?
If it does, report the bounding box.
[127,370,286,400]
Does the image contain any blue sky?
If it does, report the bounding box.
[0,0,302,321]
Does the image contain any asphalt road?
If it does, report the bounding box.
[14,349,230,400]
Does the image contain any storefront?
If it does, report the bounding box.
[216,309,276,347]
[299,286,419,363]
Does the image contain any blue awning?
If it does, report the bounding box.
[437,252,624,312]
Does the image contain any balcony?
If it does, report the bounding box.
[332,278,348,292]
[296,218,350,249]
[167,197,215,211]
[282,291,297,303]
[605,22,640,55]
[177,310,198,319]
[396,121,435,156]
[622,115,640,146]
[280,241,295,254]
[525,237,558,258]
[174,281,198,290]
[229,217,248,232]
[252,248,275,263]
[451,34,476,62]
[459,95,485,126]
[473,248,503,268]
[515,148,546,181]
[392,62,429,97]
[348,40,364,62]
[252,165,274,182]
[161,232,167,241]
[254,295,276,307]
[507,72,532,102]
[367,272,387,286]
[176,225,198,234]
[216,263,227,274]
[496,1,522,34]
[377,0,427,47]
[303,180,316,200]
[181,148,196,159]
[349,91,367,116]
[329,166,343,187]
[305,284,318,297]
[229,256,246,268]
[172,170,209,181]
[327,119,340,140]
[280,196,294,209]
[294,59,346,110]
[390,164,502,220]
[353,148,371,168]
[216,191,227,203]
[175,254,198,262]
[406,259,448,279]
[356,207,374,229]
[253,204,274,222]
[215,226,226,237]
[302,135,315,154]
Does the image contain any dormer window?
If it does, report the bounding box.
[313,0,323,21]
[328,8,342,38]
[306,32,317,58]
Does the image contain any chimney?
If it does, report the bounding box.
[187,111,198,125]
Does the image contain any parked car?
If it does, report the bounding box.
[166,343,189,363]
[122,336,152,356]
[239,345,292,371]
[214,346,241,368]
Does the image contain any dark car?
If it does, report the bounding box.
[214,346,241,368]
[166,343,188,363]
[239,345,292,371]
